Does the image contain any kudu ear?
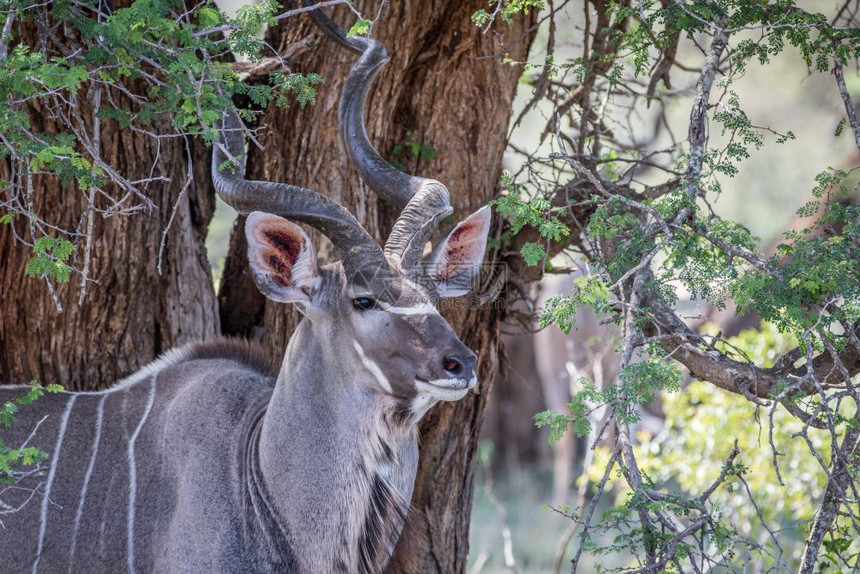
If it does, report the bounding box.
[245,212,318,304]
[428,206,492,297]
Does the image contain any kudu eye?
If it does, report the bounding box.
[352,296,377,312]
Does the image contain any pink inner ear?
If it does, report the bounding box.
[264,230,302,258]
[436,216,488,281]
[261,230,304,287]
[265,251,294,287]
[245,212,317,303]
[449,219,482,252]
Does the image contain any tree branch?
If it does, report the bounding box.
[641,278,860,401]
[831,40,860,153]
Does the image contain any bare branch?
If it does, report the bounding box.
[679,11,729,224]
[831,40,860,152]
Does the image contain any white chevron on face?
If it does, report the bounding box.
[353,341,393,394]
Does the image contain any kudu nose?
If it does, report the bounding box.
[442,353,477,378]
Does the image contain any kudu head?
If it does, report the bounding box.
[212,7,491,422]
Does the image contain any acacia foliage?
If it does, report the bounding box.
[2,0,859,569]
[490,0,860,571]
[0,381,62,523]
[1,1,531,571]
[0,0,330,308]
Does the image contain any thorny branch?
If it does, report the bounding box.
[831,40,860,152]
[0,0,331,307]
[500,0,860,570]
[0,415,49,527]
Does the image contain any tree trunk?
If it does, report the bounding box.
[0,15,219,391]
[217,2,535,571]
[0,134,218,392]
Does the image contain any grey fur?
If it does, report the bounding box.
[0,5,492,570]
[0,223,489,574]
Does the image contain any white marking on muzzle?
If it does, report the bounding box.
[414,375,478,402]
[353,341,393,393]
[411,375,478,419]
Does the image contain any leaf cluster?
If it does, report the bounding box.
[535,353,681,443]
[26,236,76,284]
[733,181,859,333]
[472,0,544,29]
[491,172,569,266]
[1,0,331,293]
[0,381,63,485]
[390,130,438,171]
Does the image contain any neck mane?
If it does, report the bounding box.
[248,320,420,573]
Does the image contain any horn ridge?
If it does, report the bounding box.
[212,110,384,260]
[305,0,438,207]
[302,0,366,55]
[384,183,452,268]
[305,1,456,267]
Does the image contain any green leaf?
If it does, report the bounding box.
[834,118,845,137]
[347,18,372,38]
[471,9,491,27]
[272,72,324,108]
[196,6,222,28]
[520,242,546,266]
[534,410,570,445]
[0,402,19,427]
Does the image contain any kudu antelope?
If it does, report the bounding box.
[0,6,491,573]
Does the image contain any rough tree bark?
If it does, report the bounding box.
[0,6,219,391]
[217,2,535,571]
[1,0,535,569]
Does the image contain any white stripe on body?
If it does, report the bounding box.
[79,347,189,396]
[126,374,158,574]
[32,395,76,574]
[0,347,191,398]
[68,394,105,572]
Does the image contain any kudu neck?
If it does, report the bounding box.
[256,318,419,572]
